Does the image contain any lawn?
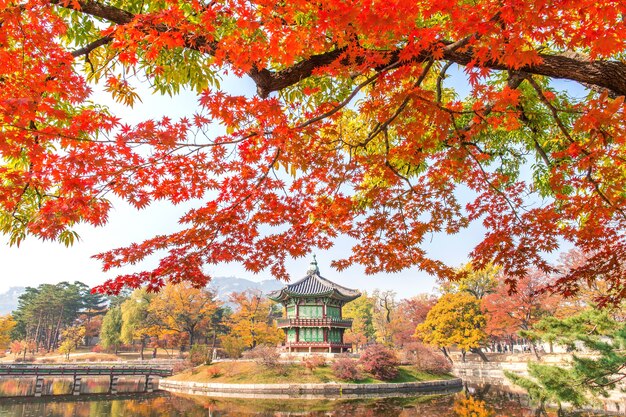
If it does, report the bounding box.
[169,360,454,384]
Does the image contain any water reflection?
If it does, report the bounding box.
[0,377,149,397]
[0,390,611,417]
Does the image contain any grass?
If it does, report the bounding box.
[169,360,453,385]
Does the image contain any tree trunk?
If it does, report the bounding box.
[140,339,145,361]
[470,347,489,362]
[530,342,541,360]
[33,315,42,352]
[440,347,454,363]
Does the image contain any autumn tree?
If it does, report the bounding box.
[439,263,500,300]
[1,0,625,302]
[343,291,376,352]
[554,249,626,316]
[227,290,283,349]
[483,269,559,357]
[148,283,220,348]
[58,325,86,360]
[389,294,436,349]
[416,293,488,362]
[11,339,35,361]
[372,290,397,345]
[0,315,16,351]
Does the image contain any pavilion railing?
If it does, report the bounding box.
[276,317,353,328]
[284,342,352,349]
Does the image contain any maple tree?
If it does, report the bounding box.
[1,0,626,301]
[389,294,436,349]
[482,268,559,356]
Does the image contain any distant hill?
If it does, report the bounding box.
[209,276,284,304]
[0,286,25,315]
[0,276,285,315]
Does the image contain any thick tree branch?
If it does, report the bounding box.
[53,1,626,98]
[71,36,112,58]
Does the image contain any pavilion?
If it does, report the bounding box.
[268,257,361,353]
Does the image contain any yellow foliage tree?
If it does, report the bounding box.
[58,325,86,360]
[439,263,500,300]
[227,290,283,348]
[415,293,487,362]
[0,315,16,350]
[148,283,220,348]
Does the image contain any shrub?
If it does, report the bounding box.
[243,345,281,368]
[411,343,452,374]
[206,367,222,378]
[331,358,359,381]
[171,360,193,374]
[220,335,247,359]
[91,345,104,353]
[359,344,399,381]
[303,354,326,371]
[189,344,212,366]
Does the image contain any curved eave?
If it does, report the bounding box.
[267,288,360,303]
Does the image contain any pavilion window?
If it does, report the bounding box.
[327,306,340,318]
[287,328,297,342]
[300,305,322,318]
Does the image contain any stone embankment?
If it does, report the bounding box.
[159,378,462,399]
[452,359,626,415]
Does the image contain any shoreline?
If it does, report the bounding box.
[158,377,463,399]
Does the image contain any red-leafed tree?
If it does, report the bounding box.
[483,269,560,356]
[390,294,436,348]
[1,0,625,301]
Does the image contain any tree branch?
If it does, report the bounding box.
[71,36,112,58]
[52,1,626,98]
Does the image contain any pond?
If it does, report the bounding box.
[0,386,615,417]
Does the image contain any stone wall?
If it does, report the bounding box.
[452,361,626,415]
[159,378,462,399]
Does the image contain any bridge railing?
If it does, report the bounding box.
[0,365,173,378]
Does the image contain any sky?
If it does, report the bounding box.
[0,65,580,297]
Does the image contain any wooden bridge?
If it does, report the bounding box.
[0,365,173,397]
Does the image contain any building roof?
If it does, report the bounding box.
[267,257,361,303]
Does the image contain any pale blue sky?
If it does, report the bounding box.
[0,65,580,296]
